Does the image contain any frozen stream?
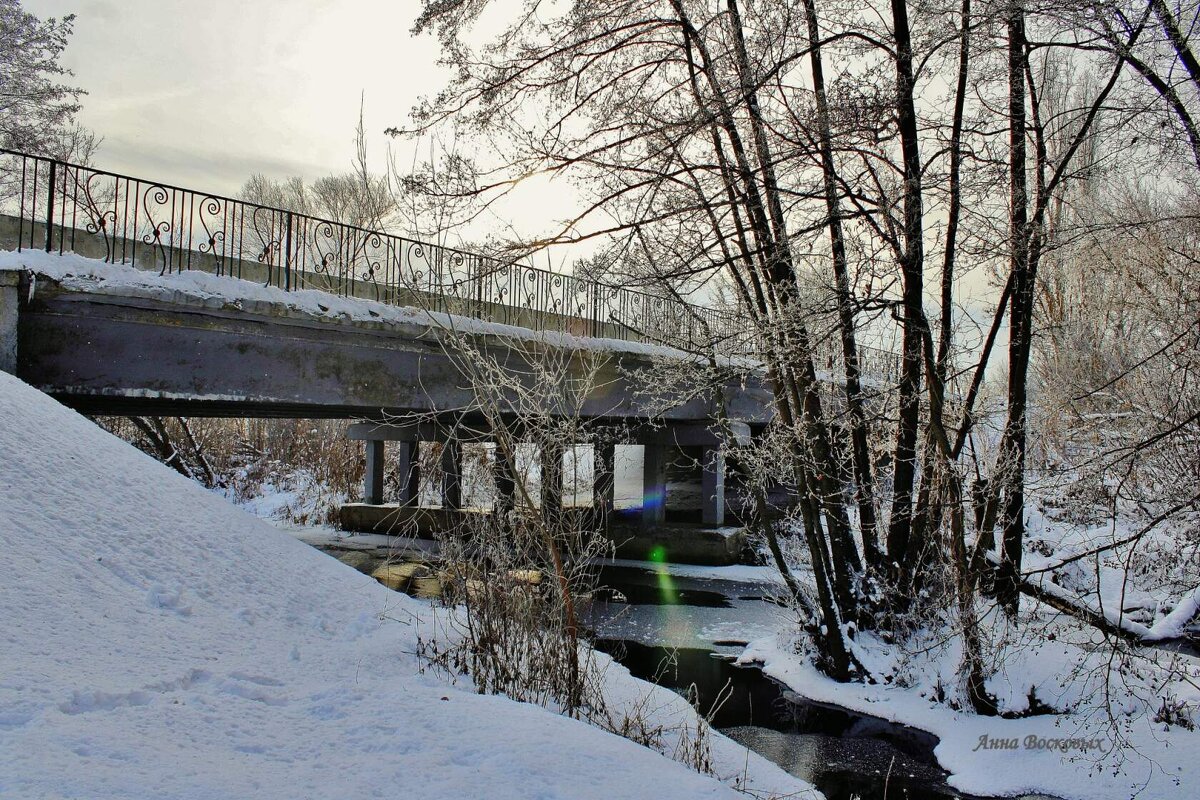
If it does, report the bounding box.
[301,526,1068,800]
[587,561,1063,800]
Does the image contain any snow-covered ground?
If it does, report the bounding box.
[1019,498,1200,643]
[8,247,1195,799]
[0,371,815,799]
[741,605,1200,799]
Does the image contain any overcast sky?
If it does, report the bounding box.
[21,0,998,344]
[26,0,446,196]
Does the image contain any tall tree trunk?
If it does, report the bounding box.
[907,0,973,588]
[885,0,927,579]
[996,0,1031,617]
[940,0,972,376]
[795,460,855,680]
[724,0,864,602]
[947,472,997,714]
[672,0,863,675]
[800,0,883,572]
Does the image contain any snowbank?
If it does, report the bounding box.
[0,371,810,799]
[742,617,1200,800]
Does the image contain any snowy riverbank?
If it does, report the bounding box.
[0,371,814,799]
[741,612,1200,800]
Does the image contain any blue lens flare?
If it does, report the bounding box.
[641,487,666,513]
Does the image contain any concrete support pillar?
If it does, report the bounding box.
[396,440,418,507]
[494,443,518,515]
[441,439,462,510]
[0,270,20,375]
[701,445,726,526]
[540,441,563,517]
[364,439,385,505]
[593,441,615,520]
[641,442,667,527]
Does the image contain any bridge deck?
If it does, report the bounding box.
[1,250,774,423]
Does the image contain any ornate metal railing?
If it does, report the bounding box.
[0,148,754,351]
[0,148,899,379]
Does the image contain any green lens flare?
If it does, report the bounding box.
[649,545,678,605]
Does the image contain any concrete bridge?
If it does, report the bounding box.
[0,148,897,563]
[0,258,771,550]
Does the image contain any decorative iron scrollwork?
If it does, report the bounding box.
[141,184,173,276]
[197,196,226,275]
[81,172,117,263]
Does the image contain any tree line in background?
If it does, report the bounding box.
[98,416,364,526]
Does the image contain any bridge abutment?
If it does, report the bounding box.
[347,421,736,530]
[0,270,20,375]
[700,446,726,527]
[341,420,748,564]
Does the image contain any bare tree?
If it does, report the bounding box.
[394,0,1199,717]
[0,0,98,162]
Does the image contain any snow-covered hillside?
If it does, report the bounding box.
[0,371,811,799]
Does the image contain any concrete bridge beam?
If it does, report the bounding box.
[14,270,777,421]
[348,421,446,442]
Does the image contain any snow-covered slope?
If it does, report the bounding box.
[0,371,785,799]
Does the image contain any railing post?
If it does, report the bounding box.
[17,156,27,252]
[591,286,598,338]
[473,254,482,318]
[284,212,293,292]
[44,159,57,253]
